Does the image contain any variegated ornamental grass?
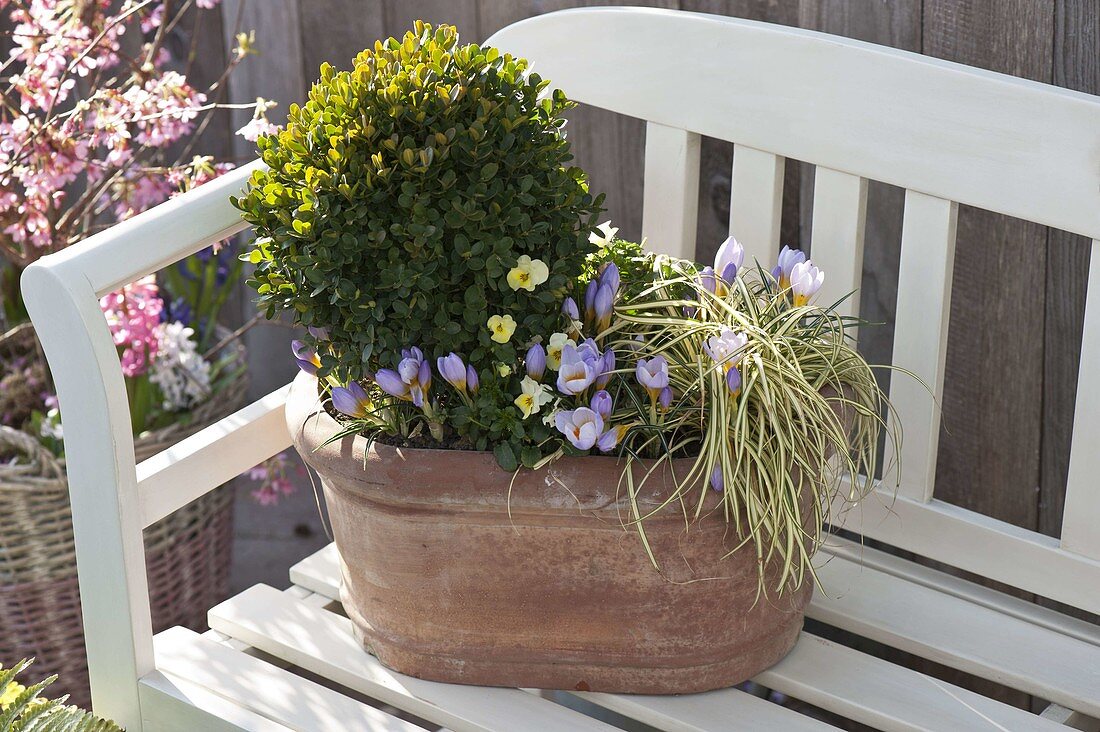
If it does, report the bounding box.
[602,253,898,596]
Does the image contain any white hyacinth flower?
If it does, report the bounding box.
[150,322,213,411]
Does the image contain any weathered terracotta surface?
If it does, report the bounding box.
[287,372,816,694]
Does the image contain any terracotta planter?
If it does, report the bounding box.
[287,372,817,693]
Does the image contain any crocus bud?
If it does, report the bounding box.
[291,340,320,375]
[595,348,615,389]
[658,386,673,412]
[375,369,409,400]
[726,365,741,397]
[584,279,599,323]
[590,390,613,420]
[599,262,620,294]
[418,360,432,391]
[699,266,717,295]
[466,364,479,394]
[594,283,614,332]
[562,297,580,321]
[714,235,744,284]
[331,381,370,418]
[710,464,725,492]
[437,353,467,392]
[526,343,547,381]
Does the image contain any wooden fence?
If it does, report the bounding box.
[194,0,1097,710]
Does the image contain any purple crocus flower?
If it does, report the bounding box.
[699,266,717,295]
[590,390,612,420]
[291,340,321,375]
[714,235,744,285]
[593,282,615,333]
[775,245,806,288]
[584,279,599,324]
[307,325,329,340]
[374,369,410,400]
[331,381,370,418]
[635,355,669,399]
[391,347,431,407]
[562,297,580,321]
[557,339,602,396]
[710,463,725,492]
[526,343,547,381]
[596,425,625,453]
[437,353,467,392]
[599,262,620,295]
[658,386,673,412]
[726,366,742,396]
[557,344,597,396]
[595,348,615,389]
[413,360,432,407]
[554,407,604,450]
[466,364,479,394]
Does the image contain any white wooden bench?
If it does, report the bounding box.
[21,7,1100,731]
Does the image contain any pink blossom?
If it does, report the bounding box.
[247,451,300,506]
[236,116,279,142]
[100,276,163,377]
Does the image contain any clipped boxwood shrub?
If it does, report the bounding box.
[234,21,603,381]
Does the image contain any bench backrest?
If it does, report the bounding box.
[21,7,1100,728]
[487,8,1100,613]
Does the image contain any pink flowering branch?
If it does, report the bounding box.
[0,0,277,274]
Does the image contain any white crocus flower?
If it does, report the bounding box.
[789,260,825,307]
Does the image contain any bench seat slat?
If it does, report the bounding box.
[572,687,838,731]
[811,540,1100,717]
[139,670,292,731]
[154,627,420,731]
[207,584,618,732]
[757,633,1064,732]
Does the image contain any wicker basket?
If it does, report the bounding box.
[0,323,248,707]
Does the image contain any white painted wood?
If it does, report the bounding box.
[20,266,154,731]
[728,144,785,269]
[831,478,1100,614]
[288,541,341,597]
[208,585,618,732]
[756,633,1065,732]
[1041,704,1100,732]
[155,627,421,731]
[811,542,1100,716]
[139,671,288,731]
[642,122,701,259]
[882,192,959,501]
[573,689,838,731]
[21,161,264,729]
[137,385,292,527]
[1061,240,1100,561]
[808,167,867,318]
[487,9,1100,241]
[821,536,1100,647]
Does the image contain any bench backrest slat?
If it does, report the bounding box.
[641,122,701,260]
[728,144,784,268]
[808,167,868,320]
[1062,242,1100,562]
